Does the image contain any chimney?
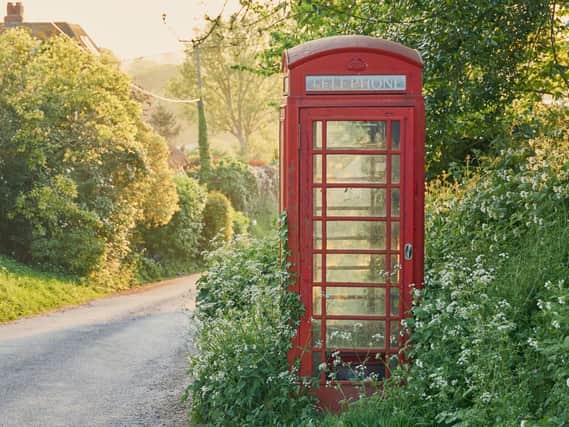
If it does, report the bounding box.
[5,2,24,26]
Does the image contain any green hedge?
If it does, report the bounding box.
[139,175,206,279]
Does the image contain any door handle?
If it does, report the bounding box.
[404,243,413,260]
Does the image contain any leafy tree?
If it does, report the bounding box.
[0,29,178,284]
[139,127,180,228]
[149,104,181,141]
[253,0,569,176]
[169,17,280,159]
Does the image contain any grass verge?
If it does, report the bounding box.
[0,255,107,323]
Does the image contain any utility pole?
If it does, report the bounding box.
[162,12,215,185]
[193,43,212,185]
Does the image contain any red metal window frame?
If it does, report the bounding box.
[297,107,415,385]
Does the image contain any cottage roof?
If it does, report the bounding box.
[0,2,99,55]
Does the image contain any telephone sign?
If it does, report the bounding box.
[306,75,406,92]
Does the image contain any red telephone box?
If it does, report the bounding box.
[280,35,424,409]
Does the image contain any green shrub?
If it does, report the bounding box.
[209,158,258,213]
[232,210,250,236]
[142,175,206,264]
[195,235,283,321]
[188,215,316,426]
[12,176,104,276]
[201,191,233,250]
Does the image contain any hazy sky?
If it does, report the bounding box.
[5,0,241,60]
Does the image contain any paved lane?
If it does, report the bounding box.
[0,275,199,427]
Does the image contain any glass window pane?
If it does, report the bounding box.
[313,220,322,249]
[390,288,400,316]
[313,155,322,183]
[391,189,400,217]
[327,121,386,150]
[313,287,322,315]
[388,355,399,372]
[327,155,386,184]
[391,121,400,150]
[313,121,322,149]
[326,254,387,283]
[390,320,400,348]
[390,255,400,283]
[314,188,323,216]
[391,155,400,184]
[327,188,386,217]
[312,351,322,378]
[326,287,386,316]
[326,221,386,250]
[312,319,322,348]
[391,222,400,250]
[327,320,386,349]
[313,254,322,282]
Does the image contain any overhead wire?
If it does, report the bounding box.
[129,84,199,104]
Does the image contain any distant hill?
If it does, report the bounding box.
[125,59,180,92]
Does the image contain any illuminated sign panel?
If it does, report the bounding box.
[306,75,406,92]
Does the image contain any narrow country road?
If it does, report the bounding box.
[0,275,199,427]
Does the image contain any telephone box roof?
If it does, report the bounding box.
[283,35,423,70]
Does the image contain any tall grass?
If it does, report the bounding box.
[0,256,106,323]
